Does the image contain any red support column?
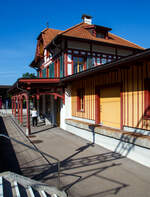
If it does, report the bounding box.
[14,97,16,117]
[13,97,16,117]
[120,84,123,130]
[11,97,14,115]
[36,94,40,116]
[95,87,100,124]
[26,93,31,136]
[20,97,23,124]
[17,96,20,122]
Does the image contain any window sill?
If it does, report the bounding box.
[77,109,85,112]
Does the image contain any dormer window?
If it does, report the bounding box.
[96,32,105,39]
[84,24,111,39]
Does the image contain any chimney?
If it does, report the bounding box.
[82,14,92,25]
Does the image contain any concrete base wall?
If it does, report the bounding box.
[124,126,150,136]
[64,122,150,168]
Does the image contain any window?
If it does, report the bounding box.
[49,62,55,78]
[86,56,92,69]
[77,89,85,112]
[144,80,150,118]
[97,57,101,65]
[96,32,105,38]
[73,57,84,74]
[101,55,107,64]
[92,57,96,66]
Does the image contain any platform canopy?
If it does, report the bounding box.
[8,78,64,136]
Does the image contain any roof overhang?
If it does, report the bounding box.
[8,78,61,95]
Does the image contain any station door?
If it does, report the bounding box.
[100,86,120,129]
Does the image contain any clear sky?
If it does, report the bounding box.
[0,0,150,85]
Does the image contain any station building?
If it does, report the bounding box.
[9,15,150,167]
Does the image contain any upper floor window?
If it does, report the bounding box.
[73,57,84,74]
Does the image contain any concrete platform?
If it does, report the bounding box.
[1,116,150,197]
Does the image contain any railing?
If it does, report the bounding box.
[0,133,61,189]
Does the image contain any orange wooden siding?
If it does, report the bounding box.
[71,61,150,130]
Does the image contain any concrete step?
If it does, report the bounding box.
[0,175,62,197]
[0,171,67,197]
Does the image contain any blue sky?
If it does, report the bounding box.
[0,0,150,85]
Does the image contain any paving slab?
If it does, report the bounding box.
[1,116,150,197]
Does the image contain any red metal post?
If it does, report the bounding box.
[14,97,16,117]
[11,97,13,115]
[17,96,20,122]
[36,94,40,116]
[20,97,23,124]
[26,93,31,136]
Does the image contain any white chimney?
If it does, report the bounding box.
[82,14,92,25]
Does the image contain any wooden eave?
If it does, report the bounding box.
[46,33,143,52]
[8,78,61,95]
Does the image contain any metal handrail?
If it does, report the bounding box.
[0,133,61,189]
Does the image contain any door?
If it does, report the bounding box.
[100,86,120,129]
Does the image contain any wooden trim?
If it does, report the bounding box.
[19,78,60,83]
[127,69,129,126]
[132,66,134,127]
[141,65,144,128]
[137,66,139,127]
[120,82,123,129]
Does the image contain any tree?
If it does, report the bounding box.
[22,72,36,78]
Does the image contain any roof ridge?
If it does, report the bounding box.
[60,22,84,35]
[109,32,144,49]
[41,27,49,33]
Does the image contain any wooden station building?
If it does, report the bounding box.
[9,15,150,164]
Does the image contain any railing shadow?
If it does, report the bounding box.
[0,116,21,174]
[114,107,150,157]
[28,141,127,195]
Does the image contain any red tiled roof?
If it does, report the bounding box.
[40,28,62,48]
[58,22,144,50]
[34,28,62,61]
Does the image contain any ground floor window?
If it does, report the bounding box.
[77,88,85,112]
[144,79,150,117]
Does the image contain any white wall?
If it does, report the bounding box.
[60,87,72,130]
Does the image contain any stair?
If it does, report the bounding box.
[0,172,67,197]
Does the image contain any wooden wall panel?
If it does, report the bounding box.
[128,67,132,127]
[71,60,150,130]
